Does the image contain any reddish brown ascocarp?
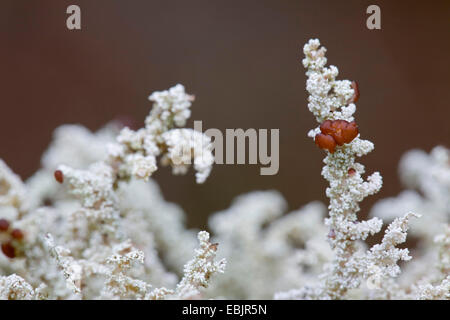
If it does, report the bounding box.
[209,243,219,251]
[315,120,359,153]
[315,133,336,153]
[332,120,358,146]
[0,219,10,232]
[350,81,360,103]
[343,121,358,143]
[11,229,24,241]
[319,120,334,135]
[1,242,15,259]
[54,170,64,184]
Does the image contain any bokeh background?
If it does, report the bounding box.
[1,0,449,229]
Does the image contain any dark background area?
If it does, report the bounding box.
[1,0,449,229]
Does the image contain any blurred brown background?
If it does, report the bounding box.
[1,0,449,229]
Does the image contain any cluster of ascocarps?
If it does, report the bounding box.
[314,119,359,153]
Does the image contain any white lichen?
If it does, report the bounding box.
[275,39,421,300]
[0,44,447,301]
[0,85,223,300]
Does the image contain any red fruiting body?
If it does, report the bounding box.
[315,133,336,153]
[54,170,64,184]
[333,121,357,146]
[316,119,359,153]
[1,242,15,259]
[11,228,24,240]
[343,122,358,144]
[319,120,334,135]
[350,81,360,103]
[348,168,356,175]
[0,218,10,232]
